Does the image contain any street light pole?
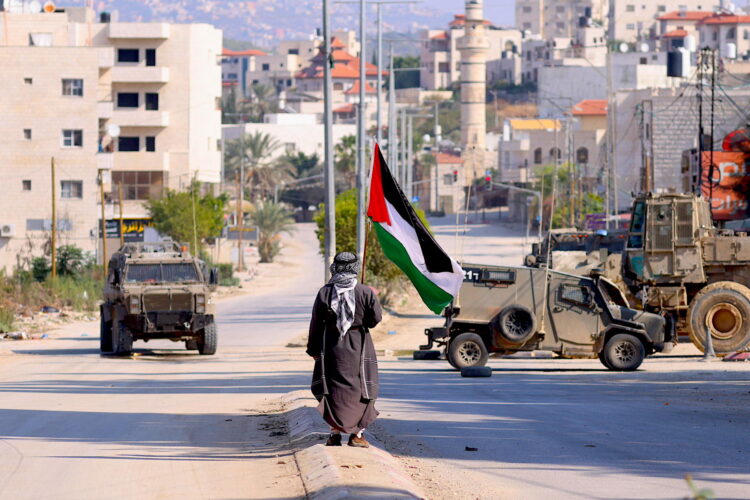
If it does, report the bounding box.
[376,3,383,147]
[323,0,336,280]
[387,44,397,171]
[356,0,367,262]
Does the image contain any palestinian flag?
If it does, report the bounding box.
[367,144,463,314]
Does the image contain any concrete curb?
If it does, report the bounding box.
[283,391,425,499]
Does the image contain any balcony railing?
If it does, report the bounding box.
[111,66,169,84]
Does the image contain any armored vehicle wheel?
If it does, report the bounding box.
[496,305,537,346]
[100,315,113,353]
[413,350,441,360]
[688,282,750,355]
[185,339,198,350]
[112,320,133,356]
[460,366,492,377]
[447,332,488,370]
[598,352,612,370]
[602,334,644,371]
[198,320,217,355]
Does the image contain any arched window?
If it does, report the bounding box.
[577,147,589,164]
[727,27,736,40]
[549,147,561,160]
[534,147,543,164]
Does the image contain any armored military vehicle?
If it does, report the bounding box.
[421,265,671,371]
[621,192,750,354]
[100,241,218,355]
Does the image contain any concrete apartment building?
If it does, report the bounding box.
[608,0,715,42]
[0,6,222,271]
[420,14,522,90]
[696,13,750,59]
[516,0,609,38]
[221,48,266,98]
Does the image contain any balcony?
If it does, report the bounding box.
[113,110,170,127]
[108,23,170,39]
[112,152,170,172]
[111,66,169,84]
[98,48,114,68]
[98,101,113,119]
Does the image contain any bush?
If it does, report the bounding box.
[0,307,14,333]
[31,257,50,283]
[56,245,91,277]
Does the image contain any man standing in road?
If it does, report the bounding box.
[307,252,382,448]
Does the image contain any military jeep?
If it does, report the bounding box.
[421,265,673,371]
[100,241,219,355]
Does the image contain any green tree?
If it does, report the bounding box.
[224,131,292,200]
[250,200,296,262]
[146,182,227,254]
[278,151,324,221]
[334,135,357,191]
[221,86,239,124]
[394,56,420,89]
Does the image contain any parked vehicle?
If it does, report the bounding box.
[421,265,672,371]
[100,241,218,355]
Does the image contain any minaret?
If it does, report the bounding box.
[458,0,489,182]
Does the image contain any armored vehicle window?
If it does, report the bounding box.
[559,284,594,308]
[627,201,646,249]
[598,278,629,307]
[125,264,161,283]
[162,264,199,282]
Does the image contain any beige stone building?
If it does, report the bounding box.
[609,0,716,42]
[420,14,522,91]
[0,6,222,271]
[696,13,750,59]
[516,0,609,38]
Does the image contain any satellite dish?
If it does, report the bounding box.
[639,43,649,53]
[107,124,121,137]
[619,42,629,53]
[42,1,55,13]
[27,1,42,12]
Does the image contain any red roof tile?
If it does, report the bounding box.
[434,152,462,164]
[344,80,377,95]
[571,99,608,116]
[700,14,750,25]
[334,104,355,113]
[431,31,448,40]
[663,29,689,38]
[222,48,267,57]
[331,37,346,49]
[657,11,712,21]
[448,13,490,27]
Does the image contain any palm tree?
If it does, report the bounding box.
[224,131,292,200]
[250,200,296,262]
[278,151,323,221]
[334,135,357,190]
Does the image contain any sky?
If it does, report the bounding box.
[431,0,516,26]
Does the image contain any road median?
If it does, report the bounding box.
[282,391,425,499]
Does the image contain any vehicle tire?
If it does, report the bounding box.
[112,320,133,356]
[688,281,750,355]
[100,314,113,353]
[413,350,441,360]
[460,366,492,377]
[185,339,198,350]
[495,305,537,346]
[198,320,217,355]
[598,351,612,370]
[602,334,645,371]
[447,332,488,370]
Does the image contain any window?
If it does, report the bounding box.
[227,72,238,79]
[24,77,32,85]
[522,22,532,30]
[117,92,139,108]
[117,48,139,63]
[262,63,270,71]
[438,62,450,73]
[727,27,736,40]
[657,5,666,12]
[522,6,531,13]
[627,201,646,249]
[28,33,52,46]
[112,171,164,200]
[60,180,83,199]
[559,284,594,308]
[285,142,296,153]
[145,92,159,110]
[576,147,589,164]
[334,82,344,90]
[23,129,31,140]
[118,136,140,152]
[549,147,561,160]
[288,48,299,55]
[286,79,292,86]
[640,56,648,64]
[625,4,635,12]
[22,180,31,191]
[533,147,543,164]
[125,263,198,283]
[62,129,83,148]
[745,30,749,41]
[145,48,156,67]
[145,136,156,152]
[626,23,635,30]
[62,78,83,96]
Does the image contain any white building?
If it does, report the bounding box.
[0,6,222,271]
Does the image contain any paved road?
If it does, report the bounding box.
[0,224,322,500]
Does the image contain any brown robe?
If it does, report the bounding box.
[307,283,382,434]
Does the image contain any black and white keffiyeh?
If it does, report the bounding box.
[329,252,360,337]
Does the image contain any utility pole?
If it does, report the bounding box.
[406,114,413,200]
[323,0,336,280]
[98,168,108,276]
[387,44,397,171]
[237,127,245,272]
[356,0,367,261]
[399,108,407,186]
[118,183,125,247]
[50,157,57,280]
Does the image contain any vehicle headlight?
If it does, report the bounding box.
[196,295,205,313]
[129,295,140,313]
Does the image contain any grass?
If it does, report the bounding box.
[0,269,102,319]
[0,307,14,333]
